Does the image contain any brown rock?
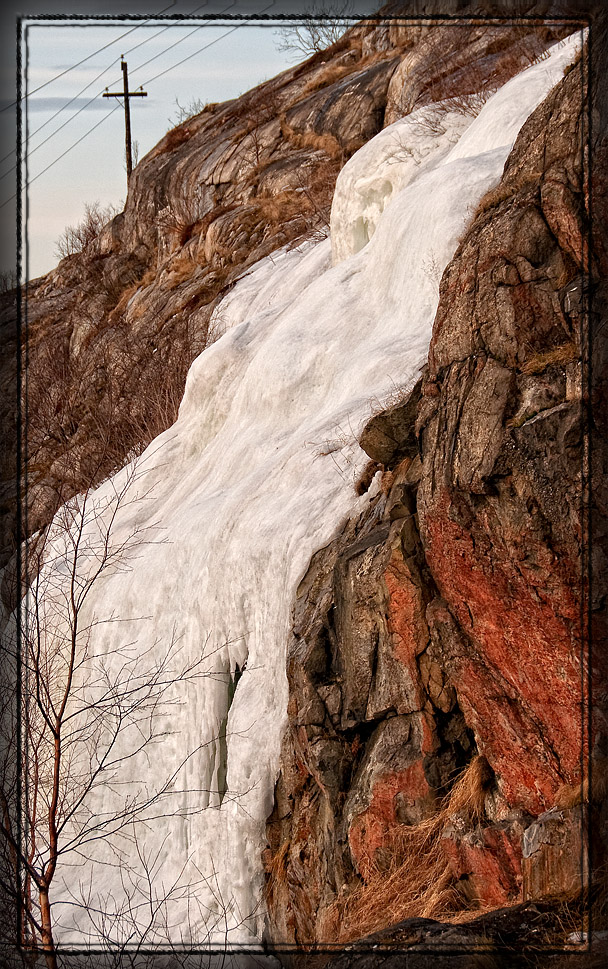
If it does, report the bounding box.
[522,804,589,901]
[358,378,422,466]
[417,60,588,816]
[441,819,524,908]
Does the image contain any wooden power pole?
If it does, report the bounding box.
[103,59,147,181]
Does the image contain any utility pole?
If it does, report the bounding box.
[103,59,147,182]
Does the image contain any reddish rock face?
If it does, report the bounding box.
[264,35,598,953]
[417,61,588,817]
[348,761,434,880]
[423,492,583,815]
[384,546,428,691]
[440,819,523,909]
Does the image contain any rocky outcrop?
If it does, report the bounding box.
[264,36,603,958]
[5,15,570,566]
[416,56,588,816]
[9,24,405,550]
[322,900,608,969]
[2,2,603,960]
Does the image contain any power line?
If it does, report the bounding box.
[0,1,178,114]
[0,0,224,171]
[140,0,276,87]
[121,0,237,84]
[124,0,214,59]
[1,0,277,207]
[0,103,122,209]
[128,17,219,80]
[0,58,121,168]
[0,82,120,180]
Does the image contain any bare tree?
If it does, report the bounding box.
[0,463,245,967]
[168,97,207,127]
[0,269,17,293]
[54,201,120,261]
[274,3,352,61]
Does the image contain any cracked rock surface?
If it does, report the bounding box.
[263,38,605,955]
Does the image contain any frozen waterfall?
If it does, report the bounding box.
[32,32,582,949]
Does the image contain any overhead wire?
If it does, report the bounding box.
[2,0,277,209]
[0,0,227,174]
[0,74,120,177]
[139,0,275,87]
[0,103,123,209]
[1,1,180,114]
[0,57,121,168]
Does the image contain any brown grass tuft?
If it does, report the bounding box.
[163,253,200,288]
[299,60,361,97]
[473,182,517,219]
[107,278,141,322]
[154,123,193,156]
[521,341,578,375]
[279,115,345,162]
[330,755,493,943]
[446,752,492,825]
[554,778,587,810]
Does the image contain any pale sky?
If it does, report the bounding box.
[0,0,374,281]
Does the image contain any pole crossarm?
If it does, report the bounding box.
[101,59,147,182]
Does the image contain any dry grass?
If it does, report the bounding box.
[292,45,394,104]
[280,115,345,162]
[521,341,578,375]
[138,266,157,290]
[265,839,290,914]
[154,123,194,156]
[254,192,305,225]
[473,181,517,219]
[163,252,200,288]
[299,60,360,97]
[108,278,141,320]
[330,756,492,943]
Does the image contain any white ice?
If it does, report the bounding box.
[36,30,582,949]
[330,29,584,266]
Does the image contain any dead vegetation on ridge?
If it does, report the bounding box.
[264,756,498,946]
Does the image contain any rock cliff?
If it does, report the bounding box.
[1,15,568,554]
[262,15,607,965]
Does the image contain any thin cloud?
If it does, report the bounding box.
[27,97,150,113]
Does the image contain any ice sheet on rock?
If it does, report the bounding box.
[38,31,583,949]
[330,29,584,267]
[208,237,331,339]
[443,30,585,164]
[330,102,474,265]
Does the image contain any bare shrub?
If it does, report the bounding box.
[0,465,254,963]
[54,201,120,260]
[274,2,352,61]
[168,96,208,126]
[0,269,17,293]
